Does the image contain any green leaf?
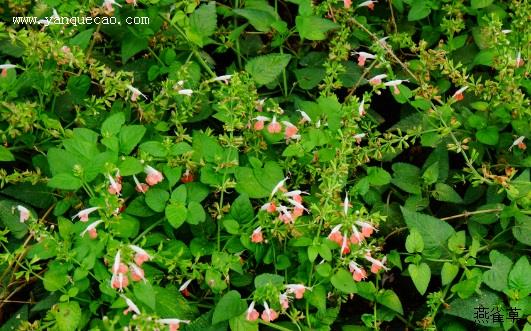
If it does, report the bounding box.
[69,28,94,50]
[101,113,125,136]
[166,203,187,229]
[405,229,424,253]
[52,302,81,331]
[376,289,403,314]
[294,67,325,90]
[508,256,531,296]
[230,194,254,223]
[434,183,463,204]
[422,162,439,185]
[447,231,466,254]
[408,263,431,295]
[471,0,494,9]
[254,273,284,288]
[229,313,258,331]
[295,15,339,41]
[47,148,81,176]
[110,214,139,238]
[445,290,503,327]
[245,53,292,85]
[139,141,167,157]
[154,285,199,319]
[441,262,459,286]
[366,167,392,186]
[512,215,531,246]
[392,163,421,195]
[235,162,284,198]
[48,174,83,190]
[145,188,169,213]
[483,250,513,292]
[401,207,455,257]
[476,127,499,145]
[0,199,28,239]
[119,125,146,154]
[118,157,144,176]
[0,146,15,161]
[408,2,431,21]
[43,262,69,292]
[67,75,90,101]
[331,269,357,294]
[134,282,156,310]
[187,201,206,224]
[233,9,277,32]
[121,33,149,63]
[189,1,217,46]
[212,290,247,324]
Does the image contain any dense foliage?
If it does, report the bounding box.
[0,0,530,330]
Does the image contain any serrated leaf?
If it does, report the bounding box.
[245,53,291,85]
[408,2,431,21]
[121,33,148,63]
[48,174,83,190]
[331,269,357,294]
[295,15,338,41]
[401,207,455,257]
[212,290,246,324]
[189,1,217,46]
[408,263,431,295]
[483,250,512,292]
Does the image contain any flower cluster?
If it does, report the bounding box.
[251,178,309,243]
[328,195,388,281]
[110,245,151,292]
[246,284,311,323]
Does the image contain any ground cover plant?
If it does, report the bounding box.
[0,0,530,330]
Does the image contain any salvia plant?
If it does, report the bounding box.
[0,0,530,330]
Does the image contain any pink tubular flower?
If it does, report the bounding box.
[126,0,138,6]
[16,205,30,223]
[516,51,524,68]
[121,294,140,315]
[130,245,151,266]
[285,284,310,299]
[277,205,294,224]
[384,79,408,94]
[112,250,125,275]
[179,279,192,297]
[296,109,311,124]
[365,254,389,273]
[144,165,164,186]
[287,198,308,213]
[130,263,145,282]
[349,261,368,282]
[358,99,366,117]
[213,75,233,84]
[178,89,193,96]
[261,301,279,323]
[102,0,122,11]
[343,194,350,216]
[251,226,264,243]
[354,52,376,67]
[108,174,122,195]
[246,301,259,321]
[256,99,266,112]
[279,293,290,309]
[369,74,387,85]
[355,220,377,238]
[341,232,351,256]
[253,116,270,131]
[358,0,377,10]
[350,225,365,245]
[112,273,129,291]
[452,86,468,101]
[157,319,191,331]
[509,136,526,151]
[328,224,343,246]
[81,220,103,239]
[282,121,299,139]
[267,116,282,134]
[344,0,352,9]
[1,64,17,77]
[72,207,100,222]
[354,133,366,144]
[260,202,277,213]
[126,84,146,102]
[270,177,288,198]
[284,190,307,203]
[133,175,149,193]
